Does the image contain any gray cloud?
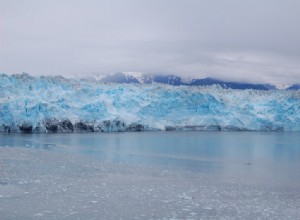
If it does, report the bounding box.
[1,0,300,83]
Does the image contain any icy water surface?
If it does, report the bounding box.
[0,131,300,219]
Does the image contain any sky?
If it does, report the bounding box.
[1,0,300,84]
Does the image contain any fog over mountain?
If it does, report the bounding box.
[97,72,278,90]
[1,0,300,83]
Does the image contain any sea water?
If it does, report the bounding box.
[0,131,299,219]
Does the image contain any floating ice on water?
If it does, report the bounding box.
[0,73,300,132]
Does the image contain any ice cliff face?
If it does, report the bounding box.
[0,73,300,133]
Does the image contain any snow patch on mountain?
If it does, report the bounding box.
[122,72,145,83]
[274,83,294,90]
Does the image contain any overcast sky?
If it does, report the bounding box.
[1,0,300,83]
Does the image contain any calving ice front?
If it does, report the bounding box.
[0,73,300,132]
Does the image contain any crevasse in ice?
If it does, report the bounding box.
[0,73,300,132]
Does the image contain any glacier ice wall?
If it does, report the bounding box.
[0,73,300,132]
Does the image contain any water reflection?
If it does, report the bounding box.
[1,132,300,173]
[0,133,56,150]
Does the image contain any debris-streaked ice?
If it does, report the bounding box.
[0,73,300,132]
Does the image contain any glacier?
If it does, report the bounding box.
[0,73,300,133]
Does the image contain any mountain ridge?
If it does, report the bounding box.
[97,72,297,90]
[2,72,299,90]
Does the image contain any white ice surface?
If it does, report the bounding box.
[0,73,300,132]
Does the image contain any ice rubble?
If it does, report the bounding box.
[0,73,300,133]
